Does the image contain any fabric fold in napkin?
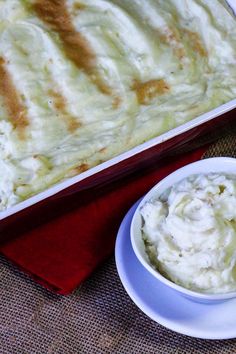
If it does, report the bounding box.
[0,147,206,295]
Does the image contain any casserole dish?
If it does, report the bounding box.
[0,0,236,237]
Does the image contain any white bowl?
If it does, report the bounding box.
[131,157,236,303]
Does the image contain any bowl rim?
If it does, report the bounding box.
[130,156,236,300]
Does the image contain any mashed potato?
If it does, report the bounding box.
[141,173,236,294]
[1,0,236,211]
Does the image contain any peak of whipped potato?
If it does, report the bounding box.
[0,0,236,211]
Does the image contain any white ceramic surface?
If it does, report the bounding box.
[115,202,236,339]
[131,157,236,303]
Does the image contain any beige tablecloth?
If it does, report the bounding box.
[1,129,236,354]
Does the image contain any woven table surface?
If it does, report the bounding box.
[1,130,236,354]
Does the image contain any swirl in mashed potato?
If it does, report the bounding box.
[1,0,236,211]
[141,173,236,294]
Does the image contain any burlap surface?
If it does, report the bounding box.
[1,131,236,354]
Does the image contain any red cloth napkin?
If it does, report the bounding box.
[0,147,206,294]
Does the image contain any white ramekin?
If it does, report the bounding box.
[131,157,236,303]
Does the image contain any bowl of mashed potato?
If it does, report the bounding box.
[131,157,236,303]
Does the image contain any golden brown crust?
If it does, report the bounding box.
[112,96,122,109]
[0,57,29,139]
[159,26,207,59]
[133,79,170,105]
[183,29,207,57]
[33,0,112,95]
[66,163,89,177]
[47,89,81,133]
